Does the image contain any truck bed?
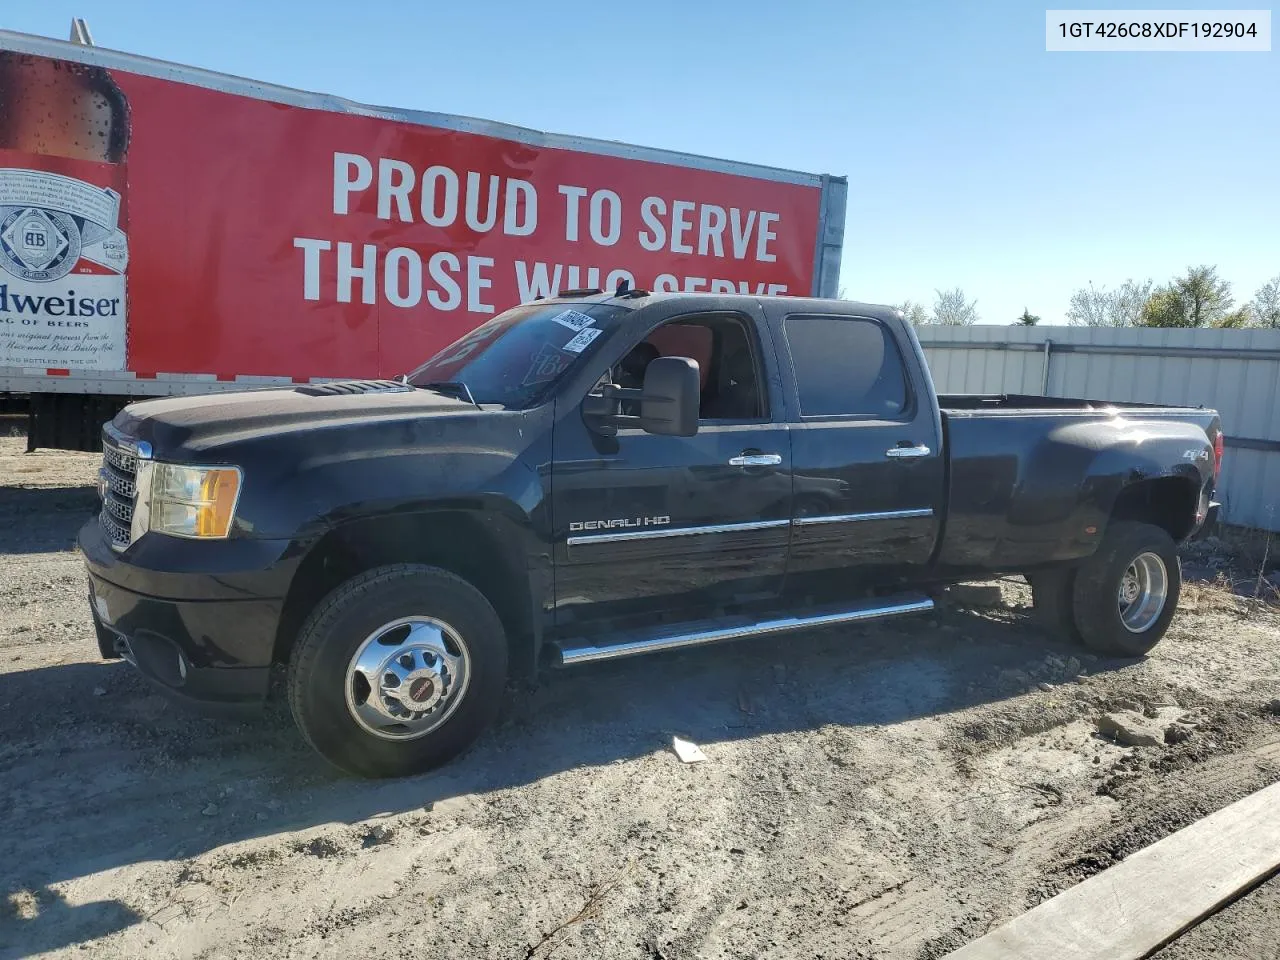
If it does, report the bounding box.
[934,396,1221,572]
[938,393,1208,414]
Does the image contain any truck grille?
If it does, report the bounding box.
[99,428,140,550]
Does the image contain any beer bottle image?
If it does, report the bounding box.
[0,52,130,369]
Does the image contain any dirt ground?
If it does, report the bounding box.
[2,432,1279,960]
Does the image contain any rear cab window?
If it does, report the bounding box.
[782,314,911,419]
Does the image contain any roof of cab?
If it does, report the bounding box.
[534,290,901,321]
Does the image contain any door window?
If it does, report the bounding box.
[612,315,766,421]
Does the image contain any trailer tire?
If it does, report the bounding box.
[1071,522,1181,658]
[1028,567,1080,643]
[287,564,507,778]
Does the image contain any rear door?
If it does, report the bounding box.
[766,305,945,581]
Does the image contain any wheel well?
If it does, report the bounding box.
[1108,477,1199,541]
[274,511,538,677]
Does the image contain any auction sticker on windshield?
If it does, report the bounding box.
[549,310,597,333]
[562,327,603,353]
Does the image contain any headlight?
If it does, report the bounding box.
[139,463,243,540]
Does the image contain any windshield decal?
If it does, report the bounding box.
[562,327,603,354]
[521,342,574,387]
[549,309,597,333]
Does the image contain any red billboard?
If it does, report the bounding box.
[0,38,837,384]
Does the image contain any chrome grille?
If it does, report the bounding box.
[102,443,137,475]
[104,463,136,499]
[99,509,132,549]
[99,428,140,550]
[101,491,133,522]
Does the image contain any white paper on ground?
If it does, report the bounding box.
[672,736,707,763]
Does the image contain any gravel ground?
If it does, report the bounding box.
[1153,877,1280,960]
[2,433,1279,960]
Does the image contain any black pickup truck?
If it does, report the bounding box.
[80,292,1222,777]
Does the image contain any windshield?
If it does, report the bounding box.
[407,303,631,408]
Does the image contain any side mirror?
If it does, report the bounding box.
[639,357,700,437]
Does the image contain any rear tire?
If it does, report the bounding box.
[1071,522,1181,657]
[1029,567,1080,643]
[287,564,508,778]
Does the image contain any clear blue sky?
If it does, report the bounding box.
[7,1,1277,324]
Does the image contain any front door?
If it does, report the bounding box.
[550,308,792,625]
[767,307,945,582]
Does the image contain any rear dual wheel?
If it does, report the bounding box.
[1031,521,1180,657]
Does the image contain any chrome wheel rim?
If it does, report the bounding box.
[344,616,471,741]
[1117,552,1168,633]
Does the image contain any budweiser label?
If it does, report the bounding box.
[0,159,127,369]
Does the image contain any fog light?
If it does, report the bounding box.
[177,653,188,681]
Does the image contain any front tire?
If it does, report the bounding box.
[287,564,508,778]
[1071,521,1181,657]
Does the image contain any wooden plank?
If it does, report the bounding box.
[944,780,1280,960]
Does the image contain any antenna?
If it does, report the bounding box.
[69,18,95,45]
[615,277,631,295]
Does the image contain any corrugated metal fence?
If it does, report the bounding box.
[915,326,1280,531]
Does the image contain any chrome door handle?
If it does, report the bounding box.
[885,445,931,459]
[729,453,782,466]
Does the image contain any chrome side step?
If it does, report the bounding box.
[553,595,934,666]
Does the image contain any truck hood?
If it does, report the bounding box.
[113,380,479,457]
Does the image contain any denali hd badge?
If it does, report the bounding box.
[570,516,671,532]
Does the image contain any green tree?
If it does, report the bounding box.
[1139,267,1235,327]
[932,288,979,326]
[1174,265,1233,327]
[1139,287,1191,327]
[1214,305,1254,328]
[1015,308,1040,326]
[898,300,929,325]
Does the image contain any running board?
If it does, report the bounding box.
[552,595,934,666]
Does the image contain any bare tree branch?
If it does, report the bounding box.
[932,288,979,326]
[1066,279,1151,327]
